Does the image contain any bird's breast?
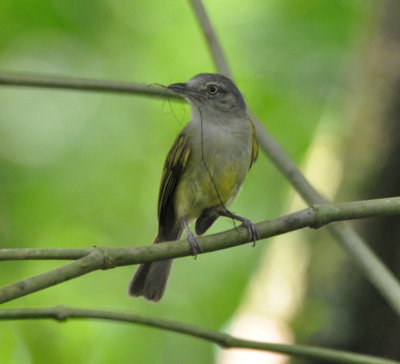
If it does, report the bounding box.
[174,122,252,220]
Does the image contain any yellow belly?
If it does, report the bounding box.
[174,161,243,221]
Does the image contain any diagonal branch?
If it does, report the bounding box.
[0,306,398,364]
[189,0,231,77]
[1,198,400,305]
[188,0,400,317]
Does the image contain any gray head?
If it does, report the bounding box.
[168,73,246,114]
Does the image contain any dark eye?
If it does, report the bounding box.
[207,84,219,95]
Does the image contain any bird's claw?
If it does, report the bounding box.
[187,232,203,258]
[241,218,260,246]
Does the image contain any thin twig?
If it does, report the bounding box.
[0,71,179,99]
[189,0,400,317]
[0,306,397,364]
[0,251,106,304]
[1,197,400,304]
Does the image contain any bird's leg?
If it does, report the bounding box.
[182,218,203,257]
[216,207,260,246]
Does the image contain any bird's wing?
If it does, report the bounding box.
[157,132,191,239]
[249,118,259,169]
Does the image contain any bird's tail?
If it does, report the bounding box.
[128,230,180,302]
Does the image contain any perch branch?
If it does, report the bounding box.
[1,198,400,305]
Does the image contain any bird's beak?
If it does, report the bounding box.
[167,83,188,93]
[167,83,204,100]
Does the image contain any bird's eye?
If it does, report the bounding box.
[207,84,219,95]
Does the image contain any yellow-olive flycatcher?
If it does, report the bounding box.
[129,73,259,301]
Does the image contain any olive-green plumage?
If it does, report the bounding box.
[129,73,258,301]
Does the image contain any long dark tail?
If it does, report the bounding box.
[128,230,181,302]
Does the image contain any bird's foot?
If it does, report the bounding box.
[182,217,203,257]
[187,229,203,257]
[216,208,260,246]
[240,217,260,247]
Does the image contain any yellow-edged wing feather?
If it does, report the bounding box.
[157,132,191,239]
[249,118,259,169]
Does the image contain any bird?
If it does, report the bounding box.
[128,73,259,301]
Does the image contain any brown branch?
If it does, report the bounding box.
[0,306,398,364]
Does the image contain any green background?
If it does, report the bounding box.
[0,1,374,363]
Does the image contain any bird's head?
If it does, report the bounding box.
[168,73,246,115]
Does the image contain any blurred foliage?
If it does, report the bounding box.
[292,1,400,362]
[0,1,375,363]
